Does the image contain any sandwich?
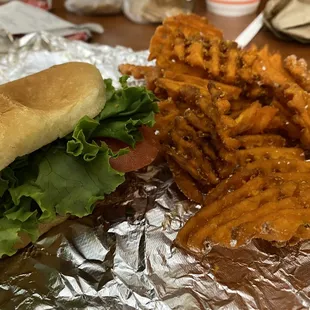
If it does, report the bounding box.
[0,62,159,258]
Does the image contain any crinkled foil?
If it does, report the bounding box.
[0,33,310,310]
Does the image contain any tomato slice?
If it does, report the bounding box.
[98,126,159,173]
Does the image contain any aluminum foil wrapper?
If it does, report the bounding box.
[0,32,310,310]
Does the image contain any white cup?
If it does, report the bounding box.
[206,0,260,17]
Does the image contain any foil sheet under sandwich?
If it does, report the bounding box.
[0,32,310,310]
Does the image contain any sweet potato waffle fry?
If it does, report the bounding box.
[176,172,310,256]
[163,72,242,100]
[148,14,223,69]
[275,84,310,147]
[118,64,162,91]
[284,55,310,92]
[119,13,310,253]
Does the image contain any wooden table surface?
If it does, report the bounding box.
[52,0,309,62]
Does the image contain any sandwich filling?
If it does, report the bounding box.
[0,77,158,257]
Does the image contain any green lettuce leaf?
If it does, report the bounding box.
[93,76,159,147]
[0,218,25,257]
[0,76,158,258]
[0,202,38,257]
[66,116,102,161]
[9,145,125,221]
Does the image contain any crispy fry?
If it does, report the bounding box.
[278,84,310,148]
[164,71,242,100]
[118,64,162,91]
[156,78,210,100]
[156,82,236,149]
[176,176,270,252]
[149,25,174,62]
[210,200,310,247]
[219,147,305,166]
[166,116,219,186]
[176,173,310,255]
[163,14,223,40]
[174,37,185,60]
[251,45,293,87]
[236,134,286,148]
[183,108,215,136]
[204,160,310,206]
[118,64,158,80]
[230,98,252,112]
[225,46,240,84]
[187,188,285,252]
[149,14,222,63]
[157,59,208,78]
[284,55,310,92]
[230,102,278,135]
[183,39,244,85]
[270,98,302,139]
[166,157,205,204]
[154,99,180,143]
[173,86,281,149]
[195,95,241,150]
[232,209,310,246]
[186,41,205,69]
[290,226,310,244]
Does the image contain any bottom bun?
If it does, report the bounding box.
[15,215,69,251]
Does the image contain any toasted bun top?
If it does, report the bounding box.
[0,62,106,171]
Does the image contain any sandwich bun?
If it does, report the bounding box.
[16,215,69,251]
[0,62,106,171]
